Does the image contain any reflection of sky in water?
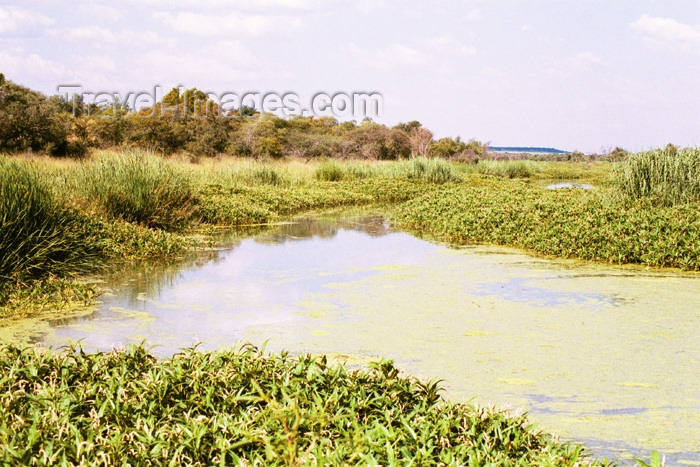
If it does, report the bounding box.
[45,220,438,355]
[474,276,617,309]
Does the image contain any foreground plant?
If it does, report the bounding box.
[0,344,609,467]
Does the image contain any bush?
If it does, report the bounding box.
[476,160,536,179]
[0,76,72,156]
[396,157,462,184]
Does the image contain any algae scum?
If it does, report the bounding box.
[16,212,700,465]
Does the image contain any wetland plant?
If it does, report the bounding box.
[0,158,98,290]
[399,157,462,184]
[79,150,198,230]
[0,343,608,466]
[613,147,700,206]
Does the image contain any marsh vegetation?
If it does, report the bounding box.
[1,75,699,466]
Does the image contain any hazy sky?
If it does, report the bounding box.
[1,1,699,152]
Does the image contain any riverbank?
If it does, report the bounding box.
[1,150,698,319]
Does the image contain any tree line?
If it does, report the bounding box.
[1,74,631,162]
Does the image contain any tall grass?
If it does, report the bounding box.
[612,147,700,206]
[0,343,607,466]
[387,157,461,184]
[475,160,538,179]
[0,158,99,289]
[79,150,198,230]
[315,160,376,182]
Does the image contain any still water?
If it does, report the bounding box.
[25,212,700,465]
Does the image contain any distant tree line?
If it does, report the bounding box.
[0,74,637,162]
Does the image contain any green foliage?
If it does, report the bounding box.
[249,165,289,186]
[394,179,700,270]
[0,78,73,156]
[315,160,346,181]
[399,157,462,184]
[0,158,100,292]
[127,117,189,154]
[79,150,198,230]
[476,160,538,179]
[0,343,607,466]
[160,87,219,117]
[635,450,664,467]
[605,147,629,162]
[612,147,700,206]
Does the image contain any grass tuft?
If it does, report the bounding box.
[392,157,462,184]
[79,150,198,230]
[612,147,700,206]
[0,158,100,291]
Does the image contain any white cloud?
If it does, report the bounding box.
[425,35,477,56]
[0,48,66,78]
[343,42,426,69]
[155,10,303,36]
[50,26,117,42]
[630,14,700,52]
[133,41,260,85]
[124,0,314,10]
[464,9,482,22]
[0,6,53,33]
[571,52,606,70]
[75,4,124,22]
[543,51,607,76]
[48,26,170,48]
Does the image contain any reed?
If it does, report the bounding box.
[0,158,99,290]
[612,147,700,206]
[78,149,199,230]
[388,157,462,184]
[474,160,538,179]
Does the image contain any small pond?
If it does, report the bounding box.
[12,211,700,465]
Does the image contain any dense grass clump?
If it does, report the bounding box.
[315,160,346,181]
[80,150,198,230]
[0,343,604,467]
[475,160,537,179]
[391,157,462,184]
[314,160,375,182]
[613,148,700,206]
[0,158,99,289]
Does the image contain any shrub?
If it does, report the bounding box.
[0,76,72,156]
[476,160,536,179]
[396,157,462,184]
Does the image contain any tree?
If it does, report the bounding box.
[0,77,73,155]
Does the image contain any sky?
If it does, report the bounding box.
[1,0,699,153]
